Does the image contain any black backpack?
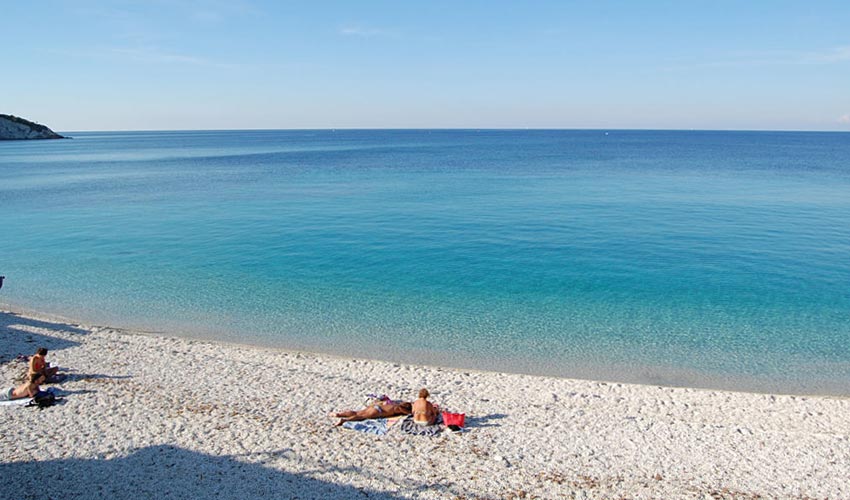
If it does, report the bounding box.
[29,391,56,408]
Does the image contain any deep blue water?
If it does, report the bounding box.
[2,129,849,394]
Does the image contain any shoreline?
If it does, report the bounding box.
[4,302,848,399]
[3,306,850,498]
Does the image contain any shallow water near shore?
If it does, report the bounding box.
[2,129,850,394]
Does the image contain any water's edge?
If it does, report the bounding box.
[4,301,847,398]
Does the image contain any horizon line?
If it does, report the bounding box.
[58,126,850,134]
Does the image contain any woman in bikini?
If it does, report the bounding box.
[333,400,413,426]
[29,347,59,380]
[412,388,439,425]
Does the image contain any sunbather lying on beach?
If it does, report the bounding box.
[29,347,59,380]
[412,388,439,426]
[333,401,413,426]
[0,373,45,401]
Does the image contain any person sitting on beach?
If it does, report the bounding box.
[333,400,413,426]
[0,372,45,402]
[412,388,439,426]
[28,347,59,380]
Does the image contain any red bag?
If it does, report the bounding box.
[441,411,465,427]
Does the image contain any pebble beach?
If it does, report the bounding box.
[2,307,849,499]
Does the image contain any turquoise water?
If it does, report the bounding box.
[2,130,850,395]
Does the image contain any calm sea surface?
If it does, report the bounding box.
[2,130,849,394]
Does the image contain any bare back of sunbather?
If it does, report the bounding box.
[412,388,439,425]
[334,401,412,426]
[7,373,44,400]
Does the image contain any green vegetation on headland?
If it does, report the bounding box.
[0,114,65,140]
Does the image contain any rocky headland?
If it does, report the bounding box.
[0,114,65,140]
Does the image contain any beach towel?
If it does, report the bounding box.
[341,416,405,436]
[398,414,444,437]
[342,418,389,435]
[0,397,34,407]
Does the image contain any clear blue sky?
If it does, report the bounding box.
[3,1,850,131]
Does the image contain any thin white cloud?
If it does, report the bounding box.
[838,114,850,124]
[191,10,224,24]
[769,45,850,64]
[110,47,210,66]
[806,46,850,63]
[46,46,239,70]
[76,0,261,25]
[188,0,261,24]
[666,45,850,71]
[339,25,392,38]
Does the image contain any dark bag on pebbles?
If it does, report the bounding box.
[29,391,56,408]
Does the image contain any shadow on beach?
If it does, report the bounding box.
[464,413,507,429]
[0,310,89,364]
[0,444,408,500]
[62,372,132,382]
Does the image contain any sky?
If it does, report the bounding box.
[3,1,850,132]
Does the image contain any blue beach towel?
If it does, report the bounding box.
[341,415,406,435]
[342,418,390,435]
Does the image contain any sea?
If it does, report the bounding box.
[2,129,849,395]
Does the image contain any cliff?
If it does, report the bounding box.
[0,114,65,140]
